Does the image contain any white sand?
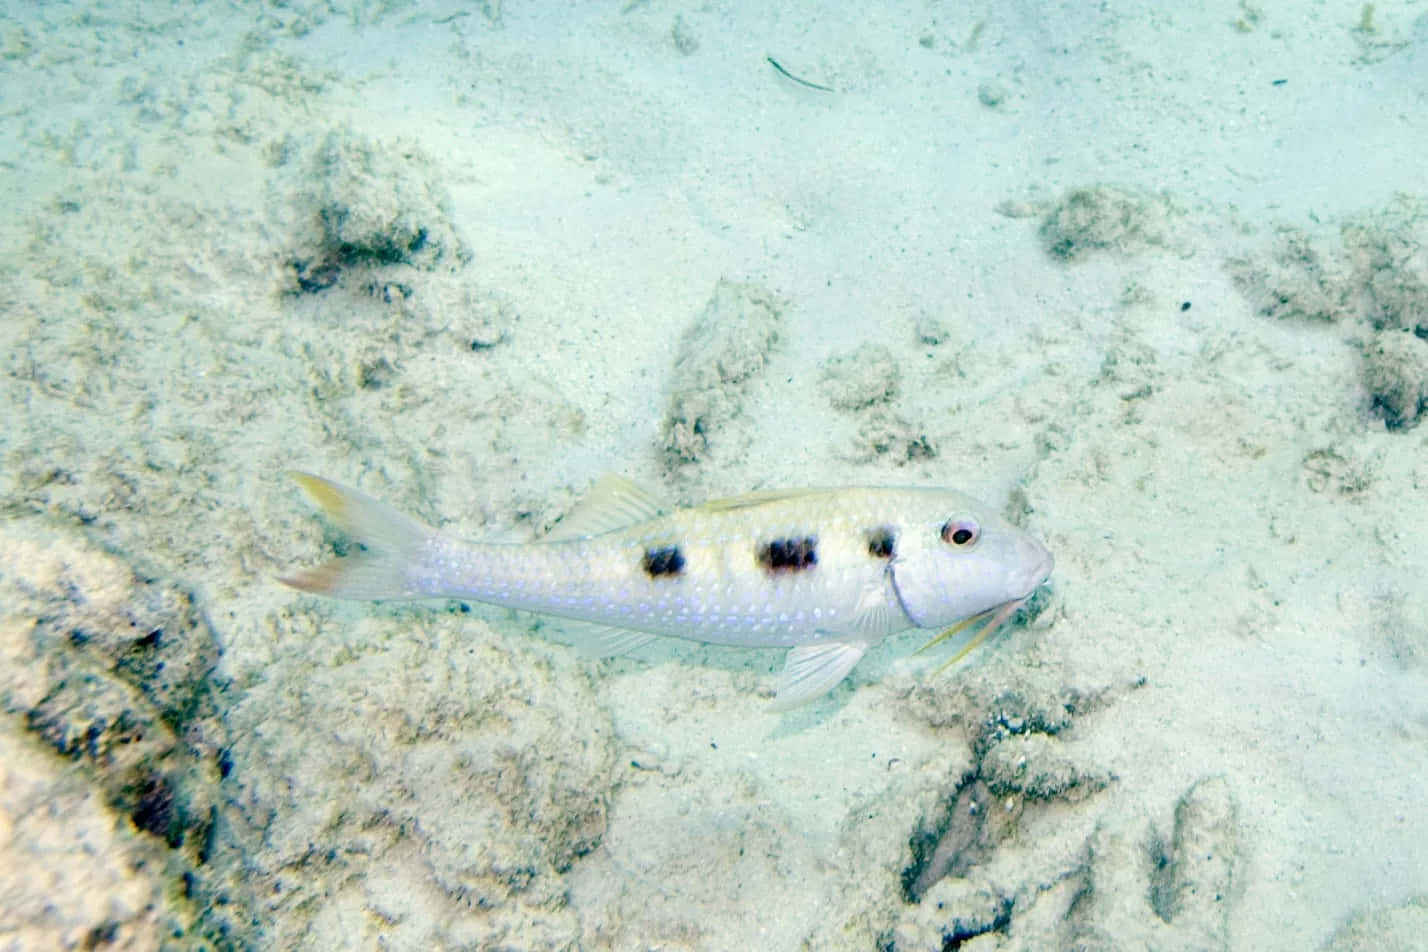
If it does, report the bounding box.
[3,0,1426,948]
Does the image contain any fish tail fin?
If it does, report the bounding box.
[281,472,436,601]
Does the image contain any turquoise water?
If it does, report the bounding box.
[2,2,1426,949]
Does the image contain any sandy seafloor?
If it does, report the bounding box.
[3,0,1428,949]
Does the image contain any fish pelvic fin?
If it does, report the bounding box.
[281,472,436,601]
[772,640,869,711]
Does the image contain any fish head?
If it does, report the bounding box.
[888,491,1054,628]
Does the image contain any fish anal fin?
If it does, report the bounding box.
[547,474,668,541]
[773,641,869,711]
[558,620,661,658]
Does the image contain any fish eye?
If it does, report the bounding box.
[940,518,979,547]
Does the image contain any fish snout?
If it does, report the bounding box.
[1011,534,1054,599]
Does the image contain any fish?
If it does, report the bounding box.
[282,472,1054,708]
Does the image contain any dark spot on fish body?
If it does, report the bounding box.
[865,526,897,559]
[641,545,686,578]
[757,535,818,573]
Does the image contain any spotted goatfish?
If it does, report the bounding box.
[283,473,1054,708]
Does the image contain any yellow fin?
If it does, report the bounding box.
[282,472,434,600]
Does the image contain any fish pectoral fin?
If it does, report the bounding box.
[546,474,669,541]
[772,641,869,711]
[847,578,905,639]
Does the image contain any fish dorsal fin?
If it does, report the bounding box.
[547,474,668,541]
[697,487,833,513]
